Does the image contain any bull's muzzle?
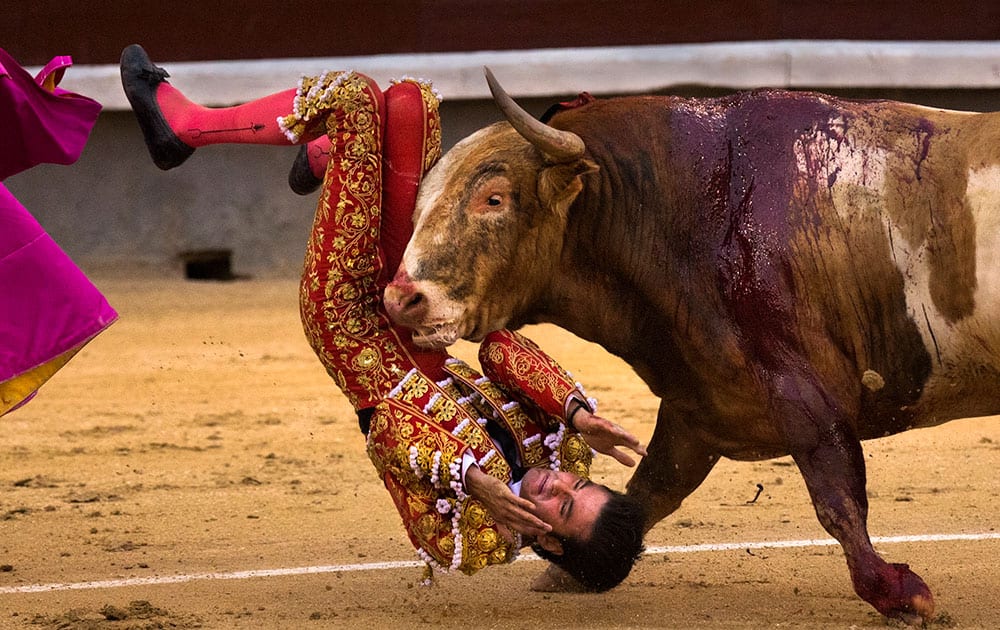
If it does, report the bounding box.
[384,269,428,328]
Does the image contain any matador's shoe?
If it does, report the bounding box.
[288,144,322,195]
[119,44,194,170]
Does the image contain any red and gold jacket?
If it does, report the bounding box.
[367,331,594,574]
[290,72,595,576]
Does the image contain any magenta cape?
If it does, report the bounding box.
[0,47,118,414]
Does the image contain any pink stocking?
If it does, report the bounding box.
[155,83,304,147]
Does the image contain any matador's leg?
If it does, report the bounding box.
[120,44,364,169]
[298,76,446,413]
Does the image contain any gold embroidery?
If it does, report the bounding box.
[480,451,510,479]
[473,527,500,552]
[370,382,596,576]
[437,532,455,556]
[416,512,440,538]
[464,501,488,528]
[480,334,576,415]
[278,71,353,141]
[490,546,511,564]
[452,419,478,442]
[416,82,442,173]
[522,438,545,466]
[429,396,458,424]
[354,347,379,370]
[370,355,596,576]
[445,356,594,475]
[560,434,593,477]
[298,72,419,410]
[466,553,488,572]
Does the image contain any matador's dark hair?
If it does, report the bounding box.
[532,488,646,592]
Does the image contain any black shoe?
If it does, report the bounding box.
[120,44,194,170]
[288,144,323,195]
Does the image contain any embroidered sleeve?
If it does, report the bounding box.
[367,398,468,492]
[366,400,517,574]
[478,329,585,428]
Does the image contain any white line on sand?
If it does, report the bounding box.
[2,531,997,594]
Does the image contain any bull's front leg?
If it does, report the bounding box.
[625,400,720,531]
[771,370,934,625]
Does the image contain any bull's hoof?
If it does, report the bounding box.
[120,44,194,170]
[530,564,587,593]
[860,562,935,625]
[887,590,935,626]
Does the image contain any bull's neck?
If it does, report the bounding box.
[540,156,676,393]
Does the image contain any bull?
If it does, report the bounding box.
[384,68,1000,623]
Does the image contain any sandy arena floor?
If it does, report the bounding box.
[1,276,997,629]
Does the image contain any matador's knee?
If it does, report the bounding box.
[277,71,383,146]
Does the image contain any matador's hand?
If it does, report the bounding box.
[572,409,648,467]
[465,465,551,537]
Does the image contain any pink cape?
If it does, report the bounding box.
[0,47,117,414]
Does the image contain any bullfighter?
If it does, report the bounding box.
[120,44,645,591]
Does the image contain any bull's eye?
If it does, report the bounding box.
[487,194,503,206]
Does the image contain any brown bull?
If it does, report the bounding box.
[384,68,1000,623]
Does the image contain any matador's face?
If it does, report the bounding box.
[519,468,609,542]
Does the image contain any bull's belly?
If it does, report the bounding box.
[907,314,1000,425]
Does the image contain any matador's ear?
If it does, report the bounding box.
[536,532,564,556]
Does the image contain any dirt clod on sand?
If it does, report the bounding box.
[30,599,201,629]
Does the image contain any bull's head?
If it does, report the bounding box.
[384,68,598,348]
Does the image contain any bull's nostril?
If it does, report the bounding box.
[399,291,426,319]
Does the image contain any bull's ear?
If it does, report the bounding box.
[538,158,598,217]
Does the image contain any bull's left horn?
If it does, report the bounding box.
[484,67,585,163]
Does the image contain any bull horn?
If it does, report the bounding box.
[484,66,585,162]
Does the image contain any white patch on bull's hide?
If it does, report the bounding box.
[793,116,987,369]
[886,164,1000,371]
[879,205,951,369]
[405,283,469,348]
[400,126,509,347]
[412,126,498,232]
[966,165,1000,313]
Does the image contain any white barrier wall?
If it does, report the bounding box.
[9,42,1000,278]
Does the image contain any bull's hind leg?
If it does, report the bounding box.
[625,401,719,531]
[771,370,934,624]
